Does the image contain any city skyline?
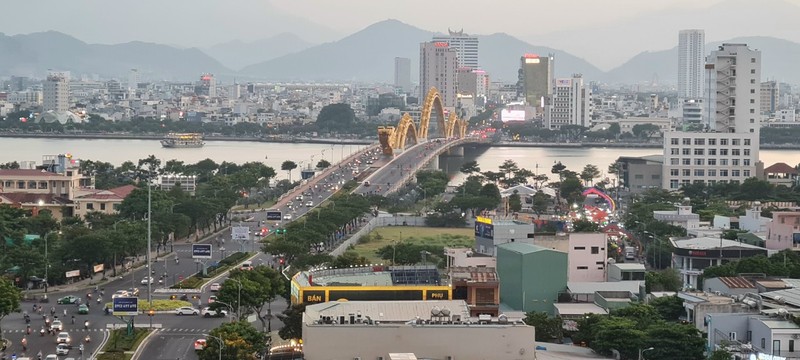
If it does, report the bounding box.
[3,0,800,69]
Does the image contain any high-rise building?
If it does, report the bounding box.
[394,57,411,91]
[43,72,70,113]
[663,43,762,190]
[419,41,458,109]
[760,80,779,115]
[678,30,705,100]
[128,69,139,92]
[199,73,216,98]
[432,29,479,70]
[518,54,553,109]
[547,75,591,129]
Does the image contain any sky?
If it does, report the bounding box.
[2,0,800,69]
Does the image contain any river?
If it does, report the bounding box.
[2,137,799,183]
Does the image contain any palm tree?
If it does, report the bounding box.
[281,160,298,182]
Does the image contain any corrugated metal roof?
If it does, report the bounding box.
[305,300,471,324]
[717,276,755,289]
[567,281,642,295]
[498,242,555,254]
[762,288,800,308]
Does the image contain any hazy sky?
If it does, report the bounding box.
[2,0,800,69]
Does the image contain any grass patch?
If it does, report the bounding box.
[104,299,192,311]
[231,200,276,211]
[350,226,474,263]
[170,252,251,289]
[96,328,150,360]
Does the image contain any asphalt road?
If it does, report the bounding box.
[354,139,456,197]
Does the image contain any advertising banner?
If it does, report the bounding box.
[192,244,213,259]
[231,226,249,241]
[266,211,282,221]
[93,264,104,273]
[65,270,80,278]
[112,297,139,316]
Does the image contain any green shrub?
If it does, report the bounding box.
[104,299,191,311]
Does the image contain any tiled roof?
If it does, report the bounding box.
[764,162,798,174]
[109,185,136,198]
[0,169,66,177]
[717,276,755,289]
[450,266,498,283]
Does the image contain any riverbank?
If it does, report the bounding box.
[0,132,373,145]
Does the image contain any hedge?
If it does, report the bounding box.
[96,328,150,360]
[170,252,251,289]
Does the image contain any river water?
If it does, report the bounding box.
[2,137,799,183]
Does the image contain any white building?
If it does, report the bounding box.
[394,57,411,91]
[43,72,70,113]
[682,99,703,126]
[671,236,768,289]
[432,29,479,70]
[663,43,762,189]
[678,29,705,100]
[761,80,780,116]
[128,68,139,93]
[653,198,700,231]
[547,75,592,129]
[419,41,458,109]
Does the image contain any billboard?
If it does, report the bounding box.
[475,222,494,240]
[265,211,282,221]
[192,244,212,259]
[113,297,139,316]
[231,226,249,241]
[501,109,526,122]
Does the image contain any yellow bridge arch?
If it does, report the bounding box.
[379,87,469,155]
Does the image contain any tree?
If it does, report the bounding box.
[735,177,773,201]
[632,123,662,139]
[650,295,685,322]
[709,349,734,360]
[508,190,522,213]
[217,266,285,331]
[551,161,566,178]
[459,161,480,175]
[531,191,551,216]
[198,321,267,360]
[580,164,601,186]
[316,159,331,169]
[315,103,357,132]
[498,159,520,182]
[572,219,600,232]
[645,322,705,360]
[591,317,646,359]
[0,277,21,336]
[281,160,298,182]
[331,251,370,268]
[646,269,682,292]
[523,312,562,342]
[278,303,306,340]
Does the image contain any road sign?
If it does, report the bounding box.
[265,210,282,221]
[231,226,249,241]
[192,244,213,259]
[113,297,139,316]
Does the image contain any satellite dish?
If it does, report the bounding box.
[431,306,441,316]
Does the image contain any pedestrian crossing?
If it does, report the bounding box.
[157,328,209,334]
[3,328,107,333]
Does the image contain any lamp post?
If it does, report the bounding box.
[215,300,235,322]
[204,333,224,360]
[42,230,60,298]
[146,174,153,327]
[638,347,654,360]
[227,278,243,321]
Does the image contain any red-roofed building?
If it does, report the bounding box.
[764,162,798,186]
[72,184,137,218]
[0,164,93,219]
[449,266,500,316]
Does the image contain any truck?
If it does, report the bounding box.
[624,246,636,260]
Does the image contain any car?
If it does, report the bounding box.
[51,320,63,332]
[57,331,71,344]
[240,261,253,271]
[175,307,199,316]
[56,343,70,355]
[283,214,292,220]
[305,201,313,207]
[77,304,89,315]
[209,283,221,292]
[45,355,58,360]
[207,295,217,304]
[141,276,154,285]
[202,307,228,318]
[128,288,140,297]
[57,296,79,305]
[194,339,207,351]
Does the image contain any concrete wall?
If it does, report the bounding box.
[303,323,536,360]
[497,246,524,311]
[567,233,608,282]
[330,217,428,256]
[497,244,568,315]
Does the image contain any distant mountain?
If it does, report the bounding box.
[605,36,800,84]
[241,19,604,83]
[0,31,233,81]
[203,33,315,70]
[478,33,603,83]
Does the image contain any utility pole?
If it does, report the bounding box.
[147,175,153,328]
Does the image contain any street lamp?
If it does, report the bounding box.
[227,278,243,321]
[203,333,224,360]
[638,347,654,360]
[43,230,61,298]
[214,300,235,322]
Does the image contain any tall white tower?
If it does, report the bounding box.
[43,72,69,113]
[678,30,705,100]
[419,41,458,109]
[432,29,479,70]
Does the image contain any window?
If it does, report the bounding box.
[694,138,705,145]
[744,149,750,156]
[694,149,704,155]
[708,138,717,146]
[790,339,795,353]
[720,170,729,177]
[732,139,740,146]
[27,181,36,189]
[750,109,755,113]
[752,58,756,63]
[634,174,644,180]
[682,138,691,145]
[708,170,717,177]
[708,159,717,165]
[671,158,679,165]
[732,170,741,177]
[751,79,756,84]
[671,148,679,155]
[682,148,691,155]
[744,139,751,146]
[751,69,756,74]
[721,159,729,166]
[709,149,717,156]
[86,203,95,210]
[695,159,704,166]
[670,180,679,189]
[732,159,740,166]
[100,203,106,211]
[683,158,691,165]
[670,169,679,176]
[574,246,586,250]
[744,159,750,166]
[113,204,120,211]
[720,139,728,146]
[671,138,679,145]
[694,169,705,176]
[751,89,756,94]
[720,149,729,156]
[38,182,48,189]
[750,99,755,103]
[774,340,781,356]
[747,331,752,342]
[683,169,691,176]
[591,246,599,254]
[577,266,588,270]
[744,170,751,177]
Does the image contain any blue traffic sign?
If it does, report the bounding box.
[266,211,282,220]
[113,297,139,316]
[192,244,213,259]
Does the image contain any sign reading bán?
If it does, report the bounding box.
[192,244,213,259]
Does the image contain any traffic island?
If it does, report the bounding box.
[96,328,151,360]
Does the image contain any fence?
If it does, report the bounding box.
[330,215,427,256]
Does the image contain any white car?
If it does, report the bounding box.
[202,307,228,318]
[194,339,207,351]
[51,319,63,332]
[112,290,129,299]
[141,276,154,285]
[305,201,313,207]
[283,214,292,220]
[56,343,70,355]
[57,331,71,344]
[209,283,221,292]
[175,307,199,316]
[46,355,58,360]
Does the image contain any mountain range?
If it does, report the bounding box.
[2,19,800,85]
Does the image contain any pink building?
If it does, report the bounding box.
[766,211,800,250]
[533,232,608,282]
